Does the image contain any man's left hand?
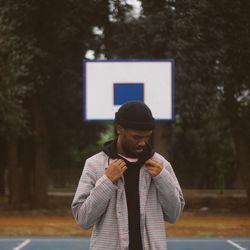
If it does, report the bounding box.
[145,159,163,177]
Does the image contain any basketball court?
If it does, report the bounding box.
[1,237,250,250]
[2,61,247,250]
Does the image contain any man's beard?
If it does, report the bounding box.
[122,141,144,158]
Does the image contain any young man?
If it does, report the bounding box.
[72,101,185,250]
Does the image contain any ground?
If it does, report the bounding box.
[0,190,249,237]
[0,211,250,237]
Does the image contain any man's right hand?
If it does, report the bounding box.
[105,159,127,183]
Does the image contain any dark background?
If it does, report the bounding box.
[0,0,249,210]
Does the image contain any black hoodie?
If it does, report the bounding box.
[103,139,154,250]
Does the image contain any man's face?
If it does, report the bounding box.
[117,125,152,157]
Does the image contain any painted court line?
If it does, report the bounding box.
[168,239,228,242]
[227,240,246,250]
[13,239,30,250]
[18,238,90,242]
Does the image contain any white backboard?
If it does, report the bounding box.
[83,59,174,121]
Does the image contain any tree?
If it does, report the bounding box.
[100,0,248,198]
[0,0,107,208]
[208,0,250,206]
[0,0,41,207]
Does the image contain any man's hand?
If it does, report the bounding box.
[145,159,163,177]
[105,159,127,183]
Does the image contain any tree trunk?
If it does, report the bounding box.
[0,139,6,196]
[19,137,34,205]
[224,82,250,210]
[0,167,5,196]
[32,94,49,209]
[6,135,21,208]
[230,128,250,210]
[153,123,173,160]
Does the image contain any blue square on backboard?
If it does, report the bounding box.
[114,83,144,105]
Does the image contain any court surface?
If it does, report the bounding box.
[1,237,250,250]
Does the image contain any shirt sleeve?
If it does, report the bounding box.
[153,159,185,223]
[71,158,117,229]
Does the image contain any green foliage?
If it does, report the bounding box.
[1,0,249,198]
[0,0,109,207]
[0,0,108,164]
[100,0,250,190]
[97,123,115,146]
[0,1,38,135]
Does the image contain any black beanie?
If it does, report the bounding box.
[115,101,155,131]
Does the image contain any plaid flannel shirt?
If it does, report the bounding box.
[72,152,185,250]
